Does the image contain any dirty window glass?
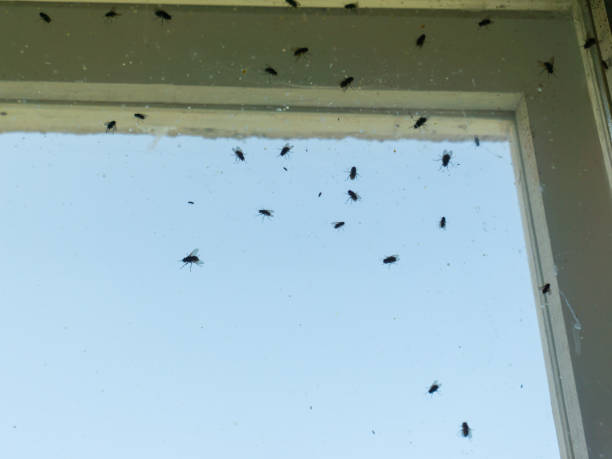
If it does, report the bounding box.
[0,133,560,458]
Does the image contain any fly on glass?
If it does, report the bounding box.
[180,249,203,271]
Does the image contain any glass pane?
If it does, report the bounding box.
[0,133,559,458]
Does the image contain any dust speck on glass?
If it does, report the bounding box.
[0,133,560,459]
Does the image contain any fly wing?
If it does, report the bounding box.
[189,248,199,257]
[195,259,204,265]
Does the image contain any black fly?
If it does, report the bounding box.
[539,57,555,75]
[187,201,194,205]
[134,113,146,120]
[105,10,120,18]
[441,150,452,167]
[233,147,245,162]
[286,0,300,7]
[416,34,426,47]
[40,12,51,23]
[345,2,358,8]
[383,255,399,264]
[461,422,472,438]
[181,248,203,271]
[333,221,345,229]
[318,192,322,197]
[280,144,293,156]
[347,190,360,202]
[294,47,309,57]
[541,283,551,294]
[478,18,492,27]
[265,67,278,76]
[428,381,441,394]
[155,9,172,21]
[440,216,446,229]
[259,209,274,218]
[603,60,609,70]
[105,120,116,132]
[474,136,480,146]
[348,166,358,180]
[340,76,354,89]
[584,37,597,49]
[414,116,427,129]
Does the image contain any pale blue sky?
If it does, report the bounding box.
[0,133,559,458]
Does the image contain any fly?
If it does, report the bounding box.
[181,248,203,271]
[383,255,399,264]
[347,190,360,201]
[584,37,597,49]
[233,147,245,162]
[428,381,441,394]
[474,136,480,146]
[333,221,345,229]
[105,10,120,18]
[286,0,300,7]
[105,120,116,132]
[294,47,309,57]
[187,201,194,205]
[461,422,472,438]
[414,116,427,129]
[40,12,51,23]
[265,66,278,75]
[541,283,551,294]
[259,209,274,218]
[345,2,358,8]
[134,113,146,120]
[440,216,446,229]
[155,9,172,21]
[416,33,426,47]
[539,57,555,75]
[340,76,354,89]
[280,144,293,156]
[478,18,492,27]
[441,150,452,167]
[348,166,358,180]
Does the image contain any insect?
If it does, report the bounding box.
[603,60,609,70]
[105,10,120,18]
[416,33,426,47]
[333,221,345,229]
[294,47,309,57]
[539,57,555,75]
[414,116,427,129]
[180,248,203,271]
[233,147,245,161]
[40,12,51,23]
[318,192,322,197]
[478,18,492,27]
[474,136,480,146]
[155,9,172,21]
[280,144,293,156]
[541,283,551,294]
[340,76,354,89]
[345,2,358,8]
[286,0,299,7]
[428,381,441,394]
[347,190,360,201]
[348,166,358,180]
[283,167,288,171]
[265,66,278,76]
[439,216,446,229]
[383,255,399,264]
[584,37,597,49]
[134,113,146,120]
[441,150,453,167]
[259,209,274,218]
[105,120,116,132]
[187,201,194,205]
[461,422,472,438]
